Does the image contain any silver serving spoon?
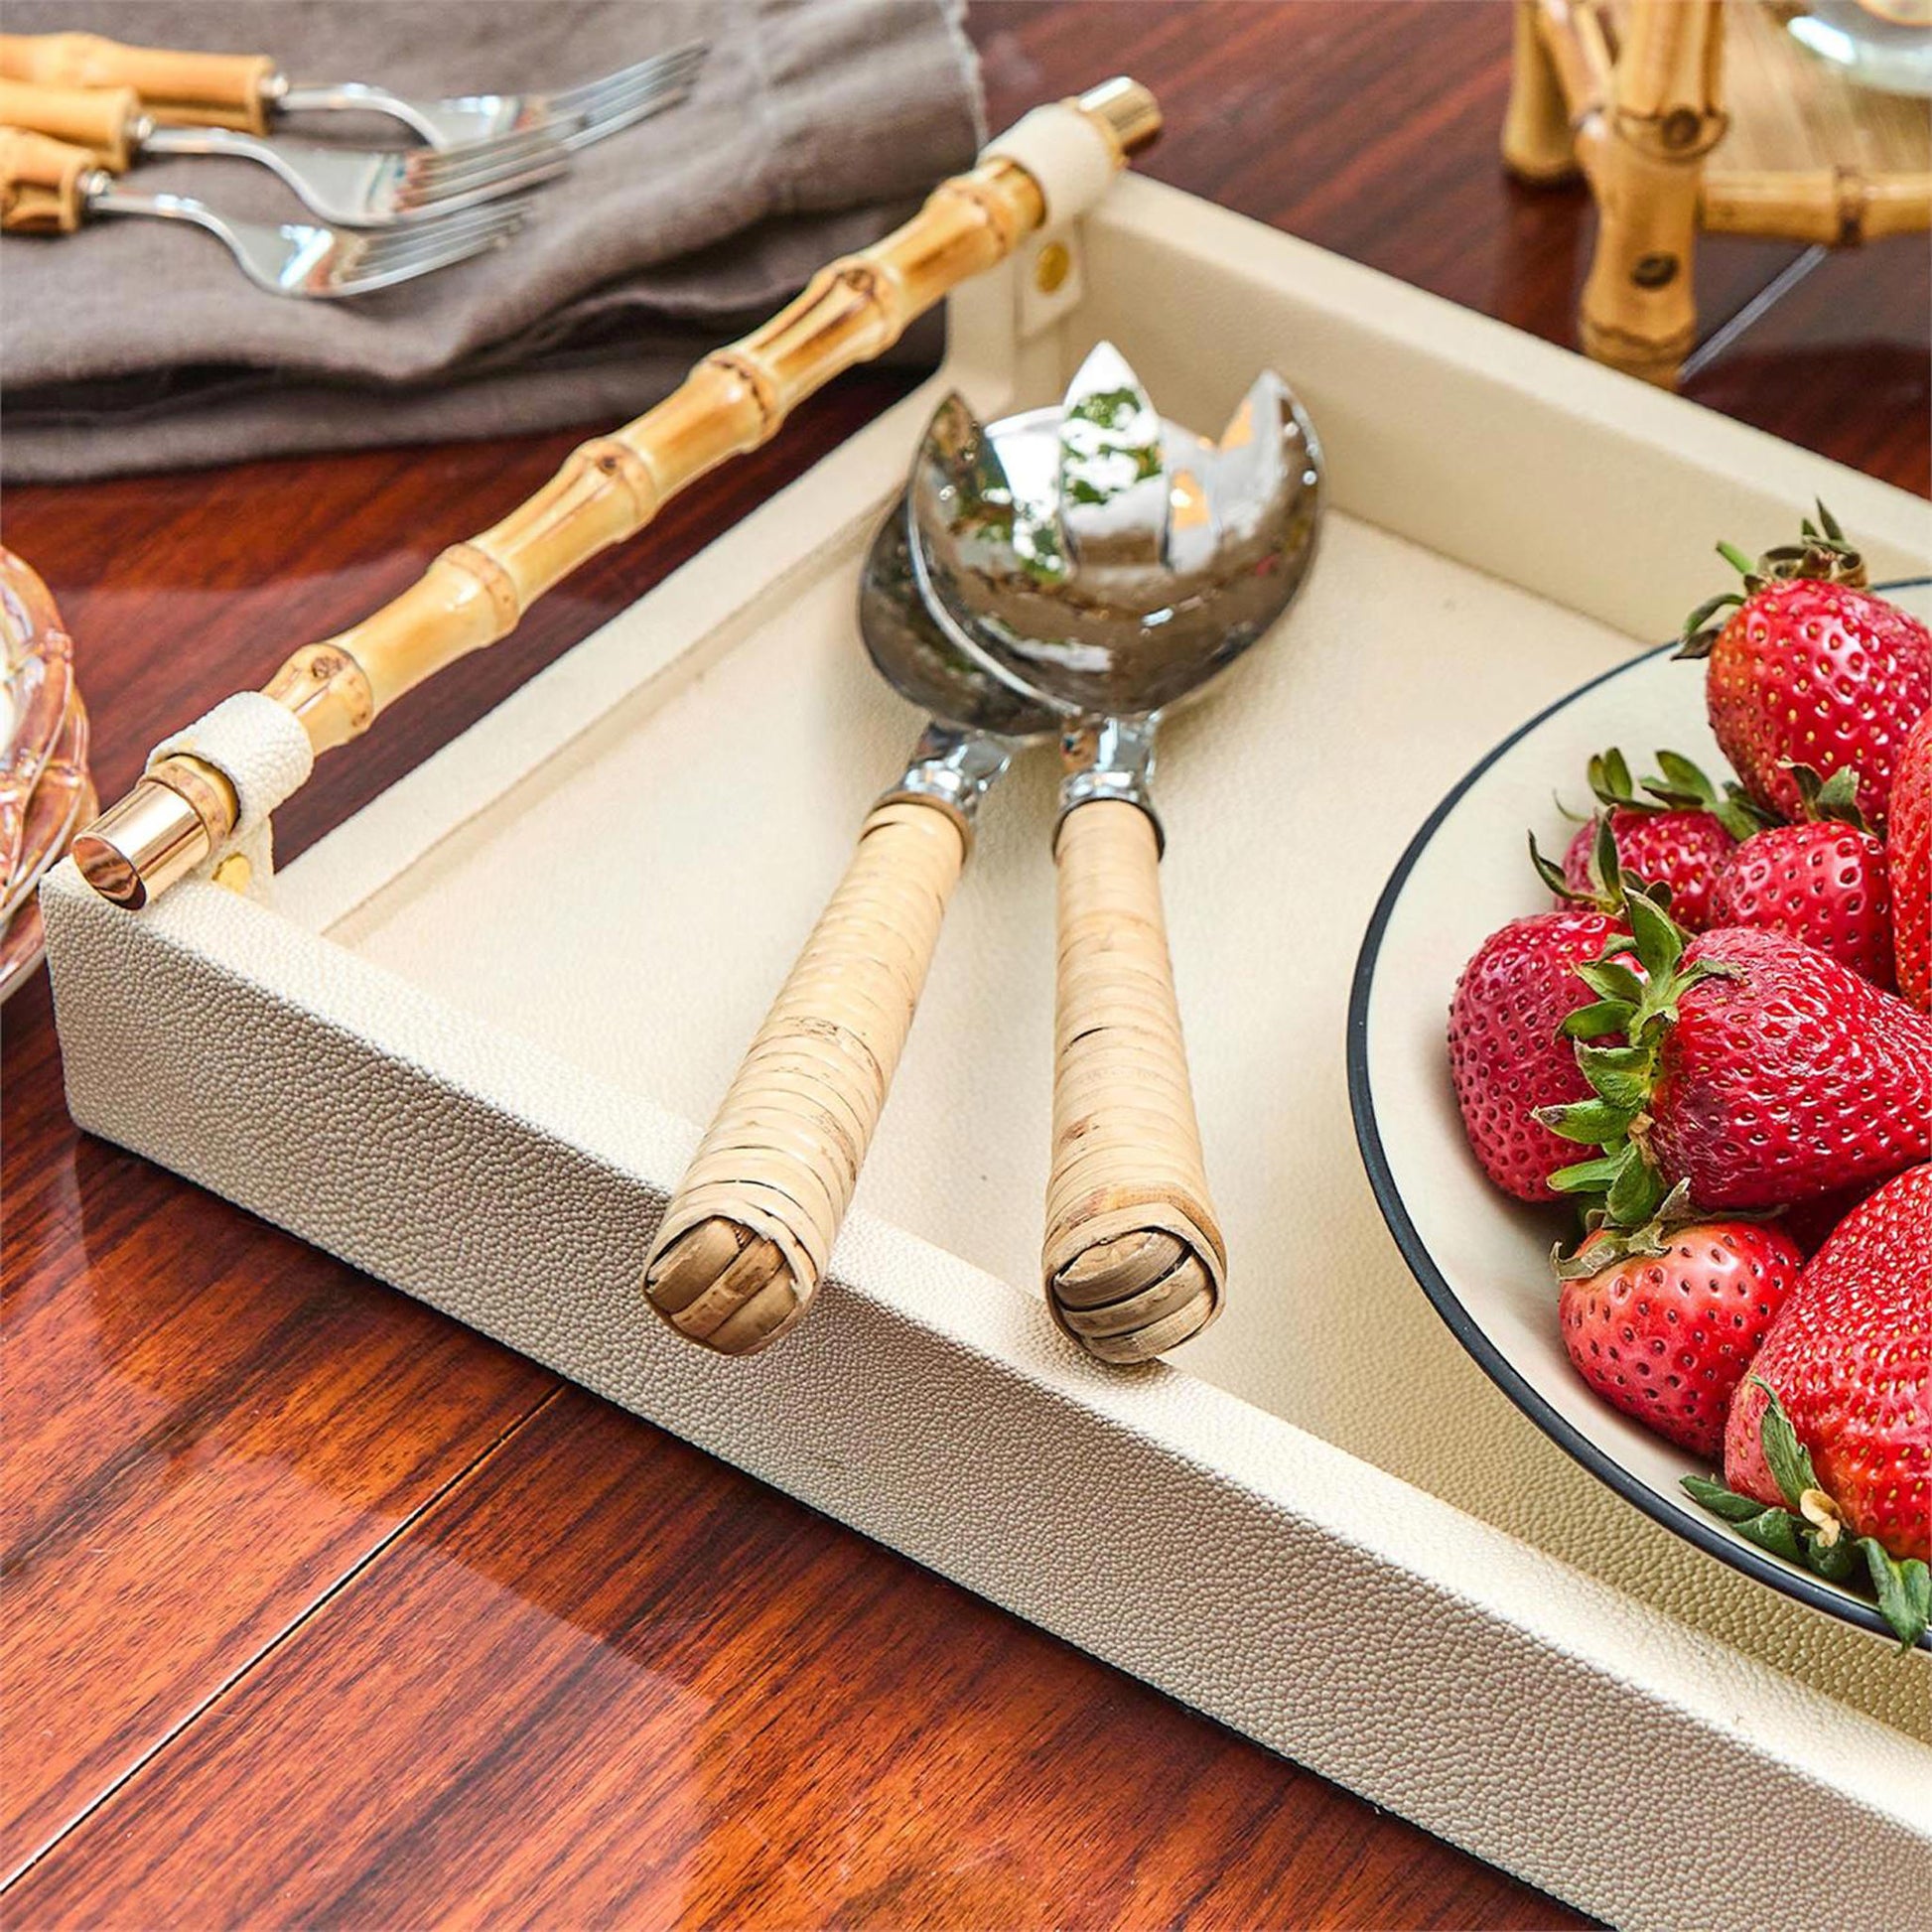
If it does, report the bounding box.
[906,343,1323,1359]
[640,485,1057,1356]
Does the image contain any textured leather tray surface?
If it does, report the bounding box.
[45,177,1932,1932]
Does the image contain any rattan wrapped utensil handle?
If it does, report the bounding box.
[0,81,141,170]
[0,128,95,233]
[0,33,273,133]
[644,797,968,1355]
[1043,800,1224,1363]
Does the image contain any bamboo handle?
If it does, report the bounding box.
[0,33,272,133]
[0,128,94,233]
[0,80,141,169]
[1043,801,1224,1363]
[71,77,1161,907]
[643,798,968,1355]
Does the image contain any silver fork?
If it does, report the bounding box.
[0,77,569,226]
[80,170,527,298]
[133,117,567,225]
[272,43,708,152]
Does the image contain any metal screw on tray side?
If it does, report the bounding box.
[908,343,1322,1359]
[644,345,1319,1364]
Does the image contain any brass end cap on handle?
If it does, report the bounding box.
[1073,76,1162,160]
[70,756,232,908]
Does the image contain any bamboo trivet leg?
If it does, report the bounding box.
[1577,0,1726,386]
[1503,0,1582,184]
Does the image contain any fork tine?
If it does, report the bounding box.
[547,63,703,143]
[346,218,523,283]
[389,150,568,216]
[405,136,568,190]
[560,67,704,152]
[335,220,520,293]
[336,228,510,294]
[546,45,706,118]
[562,45,707,116]
[398,125,567,184]
[562,54,705,129]
[355,201,529,265]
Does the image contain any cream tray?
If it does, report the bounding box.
[45,174,1932,1928]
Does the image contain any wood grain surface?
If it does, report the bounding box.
[4,5,1924,1927]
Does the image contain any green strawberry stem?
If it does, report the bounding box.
[1571,745,1774,843]
[1549,1179,1698,1281]
[1640,749,1778,839]
[1537,892,1737,1227]
[1529,814,1655,917]
[1680,1383,1930,1650]
[1676,502,1869,657]
[1786,761,1871,832]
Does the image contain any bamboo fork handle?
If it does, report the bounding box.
[1042,800,1224,1363]
[0,34,272,133]
[0,128,96,233]
[644,797,968,1355]
[0,81,142,170]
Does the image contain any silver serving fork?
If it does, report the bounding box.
[270,44,710,153]
[0,78,565,226]
[82,170,529,297]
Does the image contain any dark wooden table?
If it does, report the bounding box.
[5,6,1925,1926]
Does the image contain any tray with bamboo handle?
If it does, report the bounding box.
[42,123,1932,1918]
[70,76,1163,910]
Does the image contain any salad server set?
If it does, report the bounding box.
[62,74,1319,1371]
[646,345,1323,1361]
[0,29,704,296]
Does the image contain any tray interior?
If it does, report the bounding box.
[312,489,1927,1739]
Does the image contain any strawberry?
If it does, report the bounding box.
[1708,764,1894,989]
[1554,750,1754,931]
[1449,825,1640,1202]
[1890,710,1932,1010]
[1678,505,1931,831]
[1723,1165,1931,1554]
[1556,1186,1802,1456]
[1540,898,1932,1218]
[1775,1179,1878,1258]
[1682,1165,1931,1648]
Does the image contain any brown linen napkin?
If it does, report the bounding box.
[0,0,983,481]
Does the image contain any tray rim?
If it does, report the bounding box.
[1345,575,1932,1651]
[40,175,1932,1928]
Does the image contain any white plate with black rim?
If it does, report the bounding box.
[1347,577,1931,1647]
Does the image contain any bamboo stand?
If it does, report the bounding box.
[71,77,1163,909]
[1505,0,1932,385]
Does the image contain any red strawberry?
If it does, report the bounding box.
[1555,749,1748,931]
[1723,1164,1931,1564]
[1449,904,1635,1202]
[1561,811,1741,927]
[1557,1190,1802,1456]
[1890,710,1932,1010]
[1708,764,1893,988]
[1776,1179,1878,1258]
[1679,507,1931,831]
[1684,1168,1931,1646]
[1540,901,1932,1218]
